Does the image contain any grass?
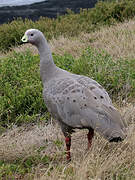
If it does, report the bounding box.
[1,0,135,52]
[0,108,134,179]
[0,0,135,178]
[0,154,51,179]
[0,51,45,127]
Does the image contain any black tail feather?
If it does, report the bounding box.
[109,137,123,142]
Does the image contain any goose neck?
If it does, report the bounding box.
[37,39,56,83]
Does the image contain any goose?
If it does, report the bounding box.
[21,29,126,161]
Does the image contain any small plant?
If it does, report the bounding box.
[53,53,75,71]
[0,161,26,179]
[0,154,51,179]
[54,139,63,148]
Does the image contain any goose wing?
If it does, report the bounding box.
[43,76,126,140]
[75,75,112,104]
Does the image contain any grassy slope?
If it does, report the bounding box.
[0,13,135,180]
[0,20,135,179]
[1,0,135,53]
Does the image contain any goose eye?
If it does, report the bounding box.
[31,33,34,36]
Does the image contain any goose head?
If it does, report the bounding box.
[21,29,45,47]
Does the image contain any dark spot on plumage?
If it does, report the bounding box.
[84,104,87,107]
[90,86,95,90]
[69,85,75,91]
[83,97,85,99]
[100,96,104,99]
[71,90,76,93]
[80,106,83,109]
[67,97,70,100]
[63,90,68,94]
[94,96,97,99]
[109,106,114,110]
[73,99,76,102]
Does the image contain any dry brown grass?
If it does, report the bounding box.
[52,19,135,59]
[7,19,135,60]
[0,121,62,161]
[0,104,134,179]
[85,20,135,60]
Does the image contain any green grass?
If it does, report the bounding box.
[0,0,135,52]
[0,48,135,128]
[0,154,51,179]
[0,51,46,127]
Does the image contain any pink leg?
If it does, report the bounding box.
[87,128,94,149]
[65,137,71,161]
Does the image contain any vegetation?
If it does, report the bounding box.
[0,0,135,52]
[0,154,51,179]
[0,0,135,179]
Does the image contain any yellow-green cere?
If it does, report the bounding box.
[21,34,28,42]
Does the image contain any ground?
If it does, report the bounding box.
[0,19,135,179]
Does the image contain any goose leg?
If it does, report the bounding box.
[87,128,94,149]
[65,136,71,161]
